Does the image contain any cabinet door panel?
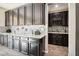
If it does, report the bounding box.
[62,34,68,46]
[13,9,18,25]
[30,42,39,56]
[0,35,4,45]
[8,36,12,49]
[9,11,12,26]
[5,11,9,26]
[62,11,68,26]
[33,4,43,25]
[14,39,19,51]
[19,7,24,25]
[4,35,8,47]
[21,40,28,54]
[26,4,32,25]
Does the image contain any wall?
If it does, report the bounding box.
[0,7,6,26]
[68,3,76,56]
[76,3,79,56]
[45,4,48,53]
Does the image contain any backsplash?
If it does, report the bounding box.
[48,26,68,33]
[10,25,46,35]
[0,26,8,33]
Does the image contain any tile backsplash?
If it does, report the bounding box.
[0,26,8,33]
[10,25,46,35]
[48,26,68,33]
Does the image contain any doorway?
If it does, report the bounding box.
[48,3,68,56]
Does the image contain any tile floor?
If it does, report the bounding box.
[0,44,68,56]
[47,44,68,56]
[0,44,26,56]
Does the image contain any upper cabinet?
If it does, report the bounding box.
[5,11,9,26]
[25,4,32,25]
[19,7,24,25]
[33,3,45,25]
[13,9,18,26]
[48,11,68,26]
[5,10,12,26]
[62,11,68,26]
[5,3,45,26]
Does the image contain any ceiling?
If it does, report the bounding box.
[48,3,68,13]
[0,3,26,10]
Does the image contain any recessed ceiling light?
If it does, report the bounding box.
[55,4,58,8]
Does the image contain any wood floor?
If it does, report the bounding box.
[47,44,68,56]
[0,44,26,56]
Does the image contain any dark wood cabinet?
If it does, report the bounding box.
[5,3,45,26]
[48,33,68,47]
[5,11,10,26]
[62,11,68,26]
[32,3,45,25]
[48,11,68,26]
[26,39,44,56]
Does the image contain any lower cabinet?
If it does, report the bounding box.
[14,38,19,51]
[28,38,43,56]
[13,36,19,51]
[4,35,8,47]
[0,35,4,45]
[21,40,28,54]
[8,36,13,49]
[48,33,68,47]
[0,35,44,56]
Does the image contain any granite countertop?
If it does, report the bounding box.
[48,32,68,34]
[0,32,46,39]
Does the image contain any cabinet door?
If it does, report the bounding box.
[62,34,68,46]
[14,38,19,51]
[5,11,10,26]
[52,13,63,25]
[56,35,62,45]
[48,33,53,44]
[33,4,43,25]
[25,4,32,25]
[0,35,4,45]
[65,11,68,26]
[13,9,18,25]
[29,41,40,56]
[21,39,28,54]
[62,11,68,26]
[9,11,13,26]
[19,7,24,25]
[8,36,12,49]
[3,35,8,47]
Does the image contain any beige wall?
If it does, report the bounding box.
[0,8,6,26]
[76,3,79,56]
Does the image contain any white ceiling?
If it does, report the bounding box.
[48,3,68,13]
[0,3,26,10]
